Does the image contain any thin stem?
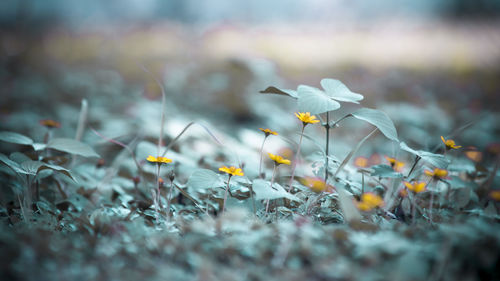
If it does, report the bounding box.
[156,164,161,210]
[411,192,417,225]
[266,164,278,214]
[259,136,268,178]
[222,175,232,214]
[361,172,365,194]
[166,180,174,224]
[428,178,435,223]
[325,111,330,183]
[406,156,421,179]
[288,125,305,192]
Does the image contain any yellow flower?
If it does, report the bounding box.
[464,149,482,163]
[385,156,405,172]
[300,177,332,193]
[490,190,500,201]
[219,166,244,177]
[441,136,461,150]
[424,168,448,180]
[39,119,61,128]
[259,128,278,137]
[268,153,291,166]
[356,192,384,211]
[403,181,426,193]
[295,112,320,125]
[146,155,173,164]
[353,156,369,168]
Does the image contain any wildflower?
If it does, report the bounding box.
[385,156,405,172]
[39,119,61,128]
[490,190,500,201]
[353,156,369,168]
[356,192,384,211]
[219,166,244,177]
[403,181,426,193]
[441,136,461,150]
[268,153,291,166]
[146,155,173,164]
[295,112,320,126]
[301,177,333,193]
[259,128,278,137]
[424,168,448,180]
[464,148,482,163]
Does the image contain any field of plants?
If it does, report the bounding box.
[1,18,500,281]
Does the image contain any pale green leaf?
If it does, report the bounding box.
[320,78,363,103]
[187,169,225,191]
[0,153,26,175]
[297,85,340,114]
[47,138,100,158]
[259,86,298,98]
[400,142,449,168]
[0,131,34,146]
[252,179,301,201]
[371,164,403,178]
[351,108,399,141]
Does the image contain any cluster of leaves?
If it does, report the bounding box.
[1,76,499,281]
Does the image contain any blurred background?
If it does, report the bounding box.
[1,0,499,139]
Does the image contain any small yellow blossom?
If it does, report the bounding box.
[39,119,61,128]
[219,166,244,177]
[403,181,426,193]
[300,177,333,193]
[490,190,500,201]
[441,136,461,150]
[424,168,448,180]
[464,149,482,163]
[353,156,369,168]
[146,155,173,164]
[356,192,384,211]
[259,128,278,137]
[295,112,320,125]
[268,153,291,166]
[385,156,405,172]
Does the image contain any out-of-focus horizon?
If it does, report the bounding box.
[1,0,500,121]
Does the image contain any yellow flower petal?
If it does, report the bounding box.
[146,155,173,164]
[259,128,278,136]
[219,166,244,177]
[268,153,291,166]
[295,112,320,125]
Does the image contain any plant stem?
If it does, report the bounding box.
[266,164,278,214]
[407,156,421,179]
[222,175,232,214]
[156,164,162,211]
[325,111,330,183]
[258,136,268,178]
[288,125,305,192]
[166,180,174,224]
[361,172,365,194]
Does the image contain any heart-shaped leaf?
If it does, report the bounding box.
[371,164,403,178]
[297,85,340,114]
[252,179,301,201]
[320,78,364,103]
[0,131,34,146]
[351,108,399,141]
[47,138,100,158]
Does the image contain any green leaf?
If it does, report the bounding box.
[38,163,76,182]
[351,108,399,141]
[252,179,301,201]
[0,131,34,146]
[297,85,340,114]
[320,78,363,103]
[187,169,225,191]
[0,153,26,175]
[371,164,403,178]
[47,138,100,158]
[259,86,298,98]
[400,142,449,168]
[18,160,76,181]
